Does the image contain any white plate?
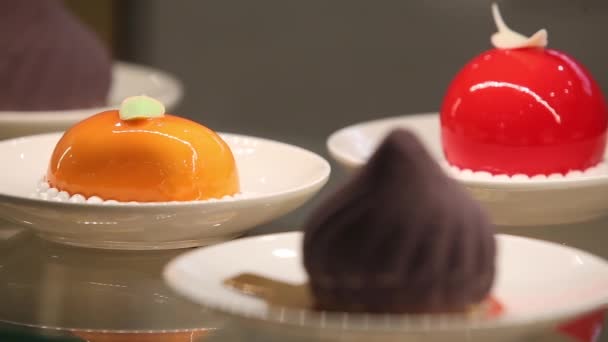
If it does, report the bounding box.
[164,231,608,342]
[0,62,183,140]
[0,133,330,250]
[327,113,608,226]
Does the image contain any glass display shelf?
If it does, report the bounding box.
[1,216,607,341]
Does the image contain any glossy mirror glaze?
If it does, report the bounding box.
[47,111,239,202]
[441,48,608,175]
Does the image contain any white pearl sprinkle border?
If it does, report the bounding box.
[32,180,249,204]
[443,161,608,181]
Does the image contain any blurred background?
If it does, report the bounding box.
[0,2,605,341]
[69,0,608,233]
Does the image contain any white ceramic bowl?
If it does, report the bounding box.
[327,113,608,226]
[164,231,608,342]
[0,133,330,250]
[0,62,183,140]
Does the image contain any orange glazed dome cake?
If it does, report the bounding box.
[40,95,239,203]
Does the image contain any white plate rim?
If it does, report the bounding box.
[0,61,183,123]
[0,131,331,210]
[164,231,608,333]
[327,112,608,190]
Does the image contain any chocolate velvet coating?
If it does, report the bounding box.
[0,0,111,111]
[303,129,496,314]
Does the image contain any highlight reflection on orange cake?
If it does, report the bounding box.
[47,96,239,202]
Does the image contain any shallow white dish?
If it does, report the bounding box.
[164,231,608,342]
[327,113,608,226]
[0,133,330,250]
[0,62,183,140]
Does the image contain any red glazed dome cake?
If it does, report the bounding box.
[440,5,608,176]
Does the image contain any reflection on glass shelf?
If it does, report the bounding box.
[0,230,219,341]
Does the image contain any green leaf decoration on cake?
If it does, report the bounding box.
[119,95,165,120]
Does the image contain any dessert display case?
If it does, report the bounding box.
[1,1,608,341]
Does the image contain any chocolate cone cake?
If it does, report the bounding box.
[0,0,112,111]
[303,129,496,314]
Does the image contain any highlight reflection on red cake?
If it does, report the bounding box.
[441,4,608,176]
